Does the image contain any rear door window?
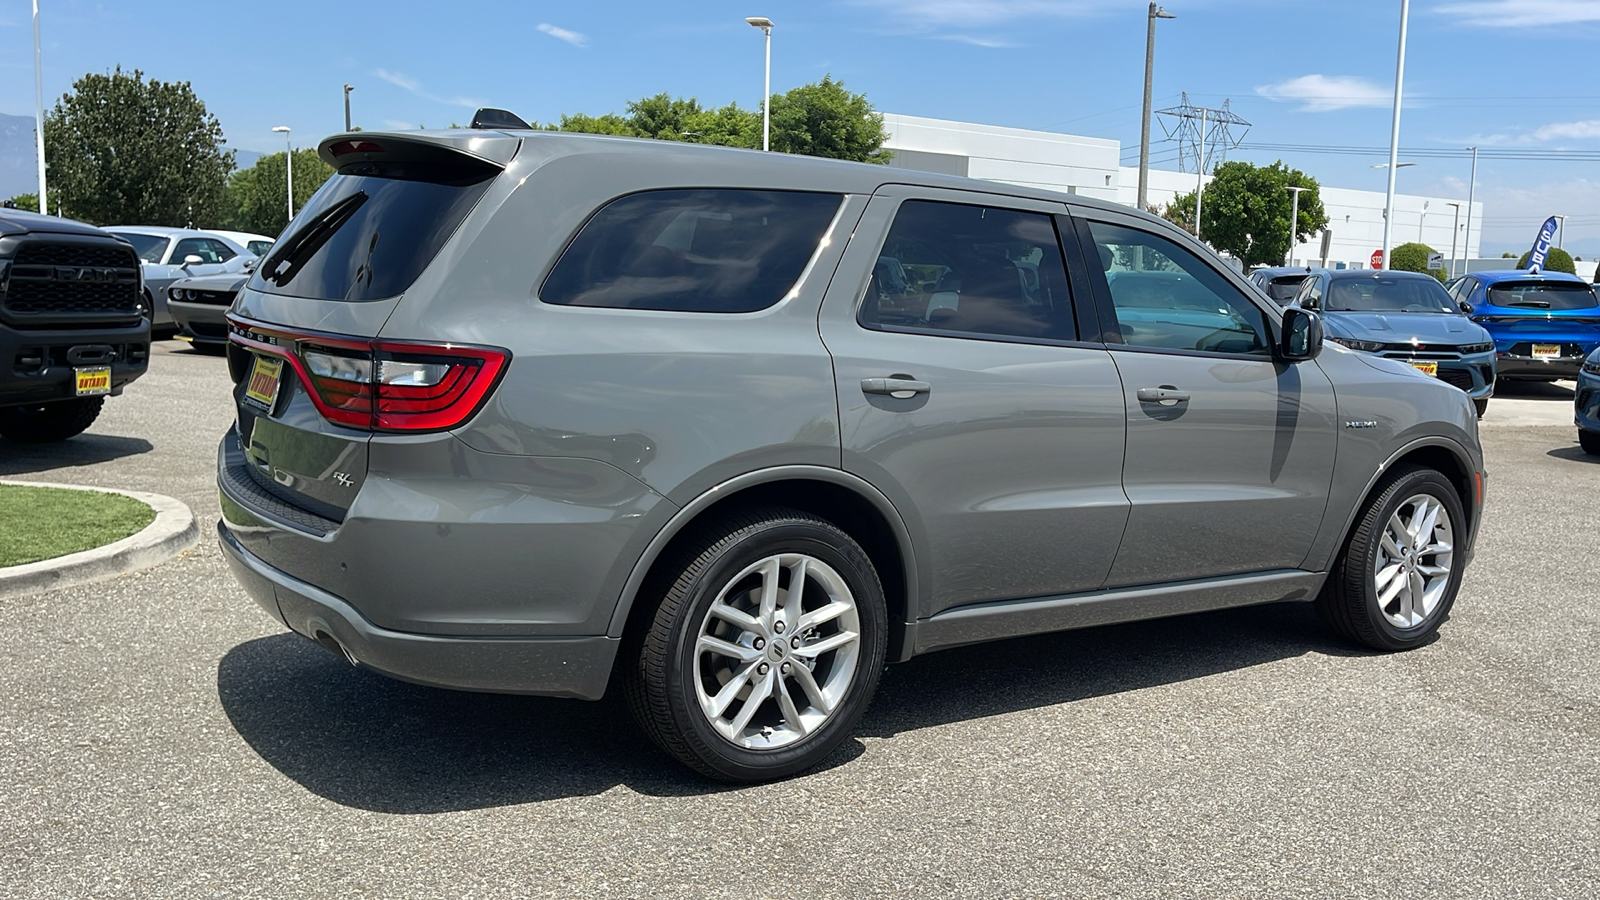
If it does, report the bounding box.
[541,189,842,313]
[858,199,1076,341]
[251,159,498,302]
[1486,280,1598,311]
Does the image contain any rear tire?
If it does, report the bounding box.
[1580,429,1600,456]
[1316,465,1465,651]
[623,507,888,782]
[0,397,105,443]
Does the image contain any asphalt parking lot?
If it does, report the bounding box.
[1,341,1596,899]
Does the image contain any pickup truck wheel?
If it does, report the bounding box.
[1580,429,1600,456]
[1316,465,1465,651]
[0,397,105,443]
[623,508,887,782]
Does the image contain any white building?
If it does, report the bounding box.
[881,114,1482,271]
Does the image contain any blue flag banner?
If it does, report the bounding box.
[1528,216,1559,272]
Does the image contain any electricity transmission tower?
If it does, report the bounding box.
[1156,93,1251,174]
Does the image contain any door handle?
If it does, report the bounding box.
[1136,386,1191,403]
[861,377,931,397]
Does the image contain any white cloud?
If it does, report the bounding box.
[1255,74,1391,112]
[382,119,415,130]
[537,23,589,47]
[1469,118,1600,145]
[369,68,484,109]
[1434,0,1600,27]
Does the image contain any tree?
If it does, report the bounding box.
[541,76,888,163]
[222,149,335,236]
[44,67,233,226]
[769,76,890,163]
[1389,242,1449,281]
[5,194,38,213]
[1161,161,1328,267]
[1515,247,1576,274]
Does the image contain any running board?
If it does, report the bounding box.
[914,569,1324,655]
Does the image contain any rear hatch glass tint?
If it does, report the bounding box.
[1487,281,1598,311]
[250,160,497,302]
[1266,275,1307,302]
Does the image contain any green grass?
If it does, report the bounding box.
[0,484,155,568]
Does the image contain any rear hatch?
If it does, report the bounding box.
[224,132,516,527]
[1476,279,1600,351]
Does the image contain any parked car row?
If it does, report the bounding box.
[100,226,272,331]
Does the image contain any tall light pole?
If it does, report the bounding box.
[1137,4,1175,212]
[1555,214,1566,250]
[1193,108,1207,242]
[1419,199,1428,242]
[32,0,47,216]
[343,84,353,131]
[1463,146,1478,267]
[272,126,293,222]
[745,17,773,151]
[1445,201,1461,278]
[1380,0,1411,269]
[1285,185,1308,265]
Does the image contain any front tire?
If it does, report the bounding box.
[1580,429,1600,456]
[0,397,105,443]
[624,508,888,782]
[1316,465,1465,651]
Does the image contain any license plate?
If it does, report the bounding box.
[1409,361,1438,376]
[1532,343,1561,359]
[244,355,284,410]
[74,366,111,396]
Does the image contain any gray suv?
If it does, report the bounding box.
[218,127,1487,782]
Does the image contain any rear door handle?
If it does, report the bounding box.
[861,377,931,397]
[1136,386,1191,403]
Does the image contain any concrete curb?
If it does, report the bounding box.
[0,480,200,599]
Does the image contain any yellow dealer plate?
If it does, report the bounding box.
[244,355,284,410]
[1532,343,1561,359]
[74,366,111,396]
[1409,361,1438,376]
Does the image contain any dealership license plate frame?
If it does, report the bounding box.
[1409,361,1439,377]
[1532,343,1561,360]
[73,365,111,397]
[243,354,285,411]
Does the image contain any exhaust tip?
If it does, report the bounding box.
[311,629,359,667]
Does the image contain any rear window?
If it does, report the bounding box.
[1486,281,1598,311]
[250,160,497,302]
[540,189,842,313]
[1265,275,1307,302]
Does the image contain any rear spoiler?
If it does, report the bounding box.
[316,129,522,170]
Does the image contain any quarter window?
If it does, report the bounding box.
[541,189,842,313]
[1087,221,1271,356]
[859,200,1075,341]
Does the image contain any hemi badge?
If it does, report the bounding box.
[1345,420,1378,429]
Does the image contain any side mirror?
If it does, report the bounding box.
[1300,295,1319,311]
[1281,307,1323,361]
[1459,300,1473,316]
[182,254,204,267]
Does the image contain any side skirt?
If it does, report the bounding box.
[913,569,1324,655]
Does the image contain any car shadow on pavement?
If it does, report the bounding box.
[1547,445,1600,464]
[0,434,154,476]
[1493,380,1575,401]
[218,601,1348,813]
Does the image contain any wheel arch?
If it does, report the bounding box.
[1342,438,1480,560]
[607,466,920,663]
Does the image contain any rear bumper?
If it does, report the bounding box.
[1494,353,1584,379]
[0,320,149,405]
[218,520,619,699]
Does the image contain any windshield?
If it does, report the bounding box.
[1486,281,1598,311]
[1326,276,1457,314]
[1266,275,1306,302]
[246,240,274,257]
[112,232,170,263]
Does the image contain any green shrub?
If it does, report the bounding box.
[1515,247,1576,274]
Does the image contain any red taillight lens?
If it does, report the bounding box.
[228,319,508,433]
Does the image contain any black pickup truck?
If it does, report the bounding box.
[0,209,149,442]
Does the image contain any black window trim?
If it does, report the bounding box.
[850,196,1091,346]
[1067,209,1285,361]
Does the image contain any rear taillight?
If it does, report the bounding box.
[229,318,508,433]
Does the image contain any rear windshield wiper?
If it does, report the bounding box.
[261,192,369,287]
[1508,299,1551,309]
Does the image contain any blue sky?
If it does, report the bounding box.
[4,0,1600,255]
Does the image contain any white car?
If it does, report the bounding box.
[209,230,275,258]
[103,227,252,328]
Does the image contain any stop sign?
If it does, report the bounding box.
[1370,249,1385,269]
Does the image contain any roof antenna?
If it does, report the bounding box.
[469,108,532,130]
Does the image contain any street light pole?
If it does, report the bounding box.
[1137,4,1175,212]
[1555,214,1566,250]
[1193,107,1207,241]
[1463,146,1478,267]
[746,17,773,151]
[343,83,353,131]
[32,0,47,216]
[272,126,293,222]
[1285,185,1308,265]
[1380,0,1411,270]
[1445,201,1461,278]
